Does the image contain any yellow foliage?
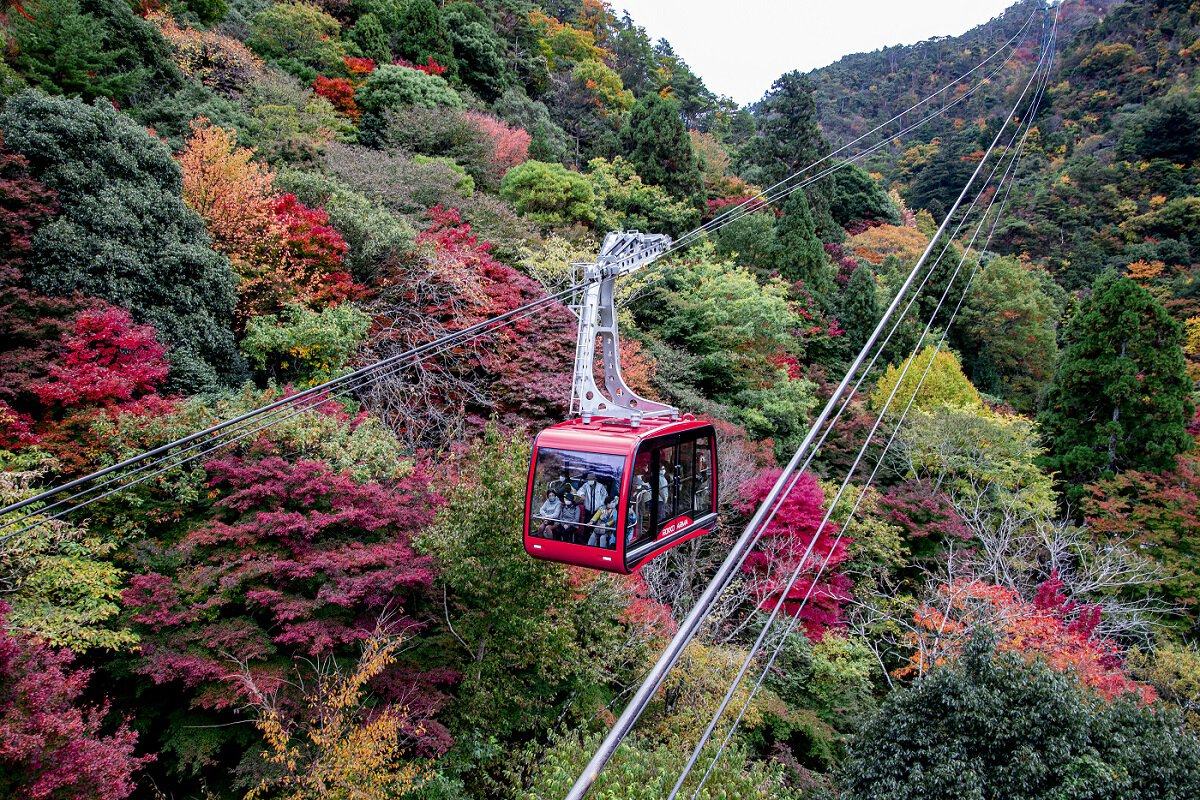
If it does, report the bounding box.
[645,640,774,742]
[1185,316,1200,382]
[243,626,428,800]
[1130,642,1200,732]
[869,346,982,413]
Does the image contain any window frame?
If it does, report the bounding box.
[623,426,718,569]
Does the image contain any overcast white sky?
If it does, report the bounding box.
[613,1,1018,105]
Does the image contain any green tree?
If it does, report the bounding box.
[494,87,572,164]
[0,90,243,392]
[843,635,1200,800]
[356,64,463,128]
[392,0,455,75]
[618,92,702,203]
[443,1,509,100]
[654,39,717,128]
[957,256,1060,412]
[1038,272,1192,495]
[7,0,148,101]
[241,302,371,385]
[839,263,881,354]
[636,246,801,397]
[587,156,699,235]
[711,211,780,276]
[499,160,596,226]
[347,12,391,64]
[830,162,899,227]
[775,190,832,294]
[739,70,828,190]
[0,451,137,652]
[248,1,346,82]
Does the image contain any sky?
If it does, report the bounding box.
[612,0,1019,105]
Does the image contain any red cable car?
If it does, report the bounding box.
[523,232,719,574]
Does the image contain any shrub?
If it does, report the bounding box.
[370,106,491,186]
[499,160,596,227]
[241,70,349,164]
[0,603,150,800]
[32,305,169,409]
[274,169,415,281]
[356,64,462,128]
[465,111,531,176]
[247,1,346,82]
[150,11,264,97]
[313,75,358,118]
[241,301,371,385]
[0,90,243,392]
[587,156,699,236]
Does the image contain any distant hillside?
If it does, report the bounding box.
[808,0,1200,305]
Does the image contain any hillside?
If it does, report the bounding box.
[1,0,1199,798]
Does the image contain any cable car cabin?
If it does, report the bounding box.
[523,416,718,574]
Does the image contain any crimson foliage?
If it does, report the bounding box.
[123,452,452,753]
[0,603,151,800]
[419,207,573,427]
[33,305,169,409]
[736,469,853,639]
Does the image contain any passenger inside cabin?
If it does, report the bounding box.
[658,465,671,521]
[588,496,618,549]
[551,470,576,499]
[628,476,650,544]
[537,489,562,538]
[577,471,608,518]
[558,493,584,542]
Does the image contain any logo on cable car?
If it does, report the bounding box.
[658,516,693,538]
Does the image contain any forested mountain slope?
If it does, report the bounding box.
[0,0,1199,798]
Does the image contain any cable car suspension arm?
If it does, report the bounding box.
[570,231,673,424]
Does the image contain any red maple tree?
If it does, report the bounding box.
[0,603,152,800]
[32,305,169,409]
[735,469,853,640]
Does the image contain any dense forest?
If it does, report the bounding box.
[1,0,1199,797]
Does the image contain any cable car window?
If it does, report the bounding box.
[655,440,678,525]
[628,449,653,549]
[677,438,695,515]
[694,435,713,516]
[530,447,624,549]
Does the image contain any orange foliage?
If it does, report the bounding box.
[178,120,354,319]
[178,119,277,262]
[616,338,656,396]
[1125,259,1165,283]
[847,223,928,265]
[899,578,1155,704]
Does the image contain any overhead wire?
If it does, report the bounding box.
[0,24,1038,538]
[673,18,1058,795]
[564,9,1055,796]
